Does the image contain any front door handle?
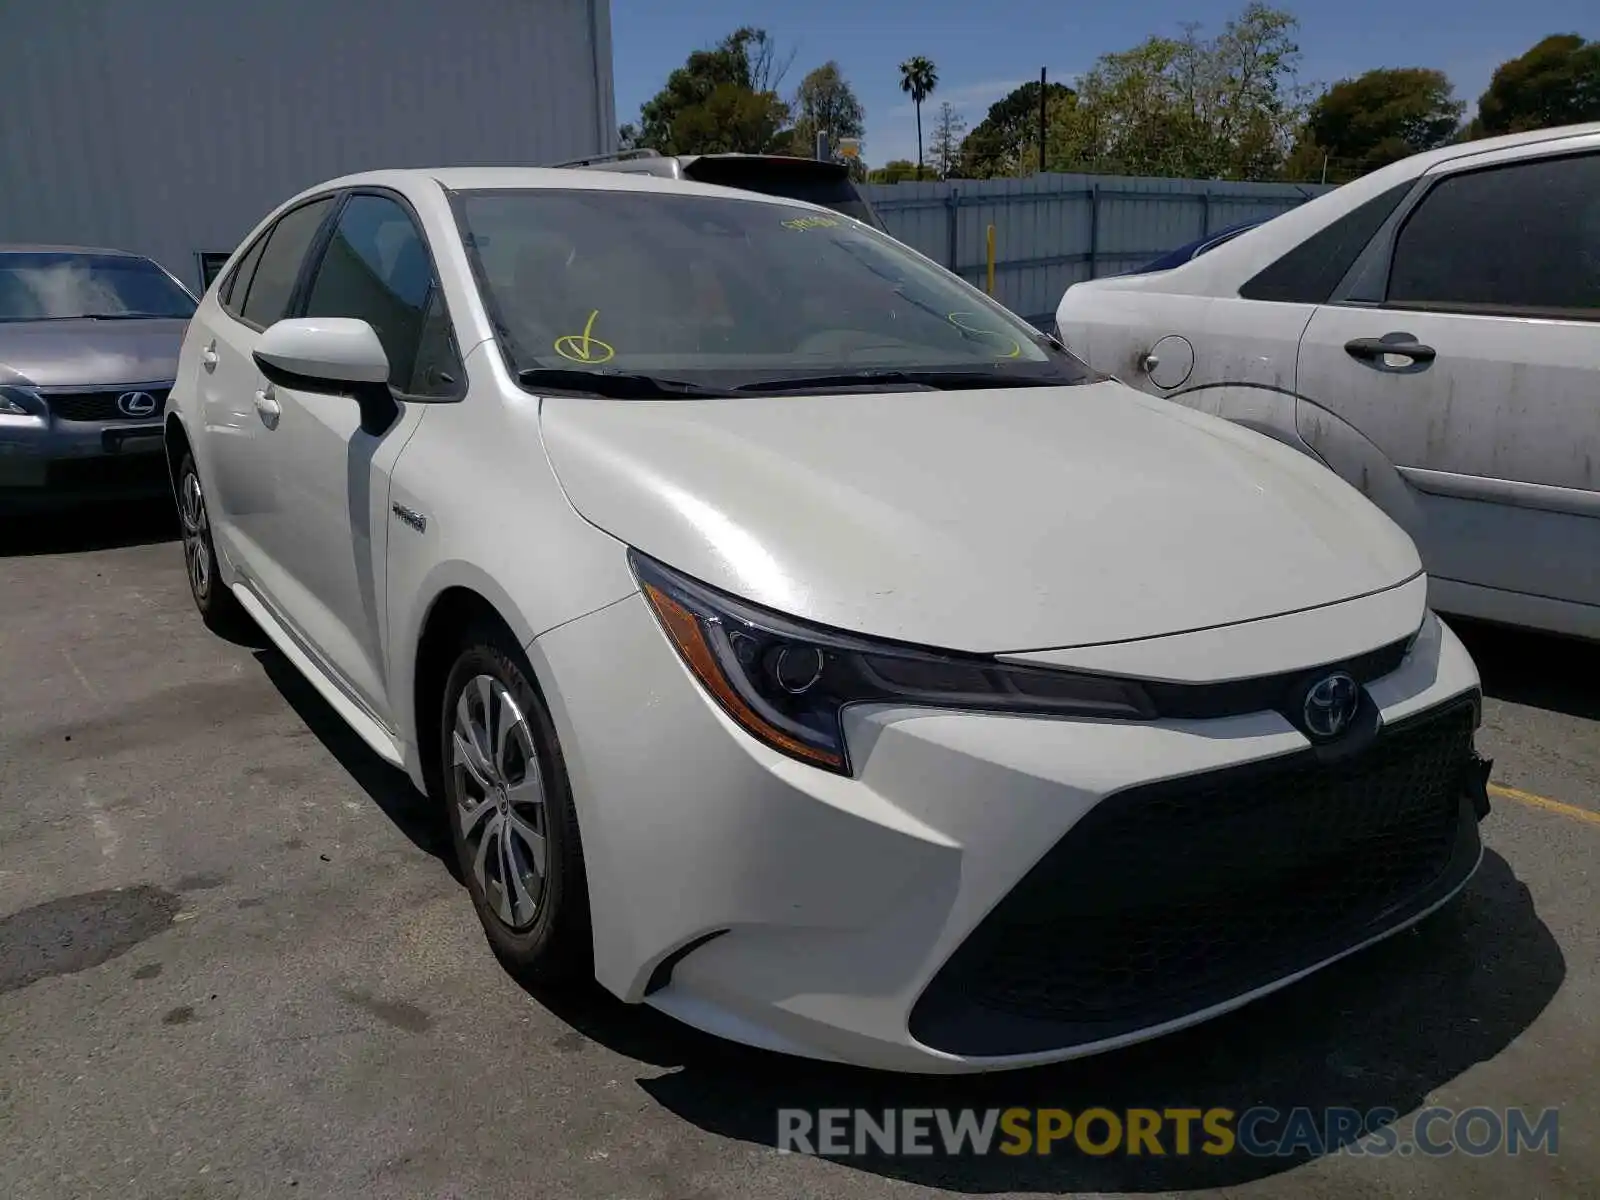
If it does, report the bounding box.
[202,340,219,371]
[253,383,281,427]
[1344,333,1436,372]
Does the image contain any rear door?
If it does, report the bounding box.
[1293,142,1600,621]
[198,196,337,570]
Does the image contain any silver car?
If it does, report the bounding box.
[0,244,196,509]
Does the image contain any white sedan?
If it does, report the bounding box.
[165,167,1491,1073]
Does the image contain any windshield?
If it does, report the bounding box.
[0,252,196,321]
[454,188,1092,393]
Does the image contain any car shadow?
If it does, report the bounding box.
[0,493,178,556]
[521,851,1560,1192]
[1447,616,1600,721]
[252,645,459,881]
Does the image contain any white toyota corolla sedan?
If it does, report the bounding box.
[165,167,1493,1073]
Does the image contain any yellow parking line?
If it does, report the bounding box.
[1490,783,1600,827]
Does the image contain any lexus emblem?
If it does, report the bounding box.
[117,390,158,418]
[1303,672,1361,740]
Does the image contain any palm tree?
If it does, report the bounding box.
[898,56,939,175]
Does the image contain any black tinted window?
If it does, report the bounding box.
[221,236,268,314]
[239,197,334,327]
[1388,154,1600,318]
[1240,181,1414,304]
[681,160,881,227]
[0,252,195,321]
[302,194,437,389]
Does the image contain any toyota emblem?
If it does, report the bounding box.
[117,391,158,418]
[1303,672,1361,740]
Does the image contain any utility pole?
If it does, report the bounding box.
[1038,67,1048,174]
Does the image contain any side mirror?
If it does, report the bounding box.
[253,318,389,389]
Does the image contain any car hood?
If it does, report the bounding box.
[539,381,1421,652]
[0,318,188,387]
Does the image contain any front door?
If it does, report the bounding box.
[1294,145,1600,620]
[252,192,448,726]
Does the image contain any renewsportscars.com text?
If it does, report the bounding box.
[777,1106,1560,1159]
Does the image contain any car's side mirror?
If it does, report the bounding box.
[253,318,398,434]
[253,317,390,389]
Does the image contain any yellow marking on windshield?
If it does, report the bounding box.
[781,215,841,231]
[947,311,1022,358]
[554,309,615,364]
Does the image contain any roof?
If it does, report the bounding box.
[291,165,828,205]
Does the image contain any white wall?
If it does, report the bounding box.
[1,0,616,288]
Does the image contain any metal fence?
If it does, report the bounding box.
[861,173,1336,327]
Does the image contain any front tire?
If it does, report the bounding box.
[175,451,249,636]
[440,627,591,981]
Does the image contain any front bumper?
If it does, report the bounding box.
[532,593,1485,1074]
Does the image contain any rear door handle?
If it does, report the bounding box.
[202,340,219,370]
[1344,334,1436,371]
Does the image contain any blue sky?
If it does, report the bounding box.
[610,0,1595,165]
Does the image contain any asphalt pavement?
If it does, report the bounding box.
[0,499,1595,1199]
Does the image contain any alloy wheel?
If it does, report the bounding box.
[452,674,549,930]
[178,469,210,601]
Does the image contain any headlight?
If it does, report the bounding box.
[0,385,41,416]
[631,551,1156,775]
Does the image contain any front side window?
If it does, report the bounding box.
[454,188,1089,392]
[0,252,196,321]
[302,194,444,391]
[1387,153,1600,319]
[239,197,335,329]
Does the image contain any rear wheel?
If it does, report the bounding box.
[440,627,591,981]
[175,451,248,636]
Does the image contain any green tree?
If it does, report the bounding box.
[632,27,794,154]
[975,3,1305,180]
[1468,34,1600,137]
[789,61,865,159]
[898,56,939,173]
[957,81,1075,178]
[1289,68,1463,182]
[926,101,967,178]
[867,159,925,183]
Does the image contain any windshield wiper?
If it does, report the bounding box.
[732,368,1064,394]
[517,368,736,399]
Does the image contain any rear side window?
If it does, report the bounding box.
[238,197,335,328]
[1239,181,1414,304]
[1387,153,1600,320]
[220,237,267,315]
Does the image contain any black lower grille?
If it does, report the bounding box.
[46,454,169,492]
[911,696,1481,1057]
[46,388,169,422]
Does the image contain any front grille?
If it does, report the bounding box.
[46,388,169,422]
[910,697,1480,1057]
